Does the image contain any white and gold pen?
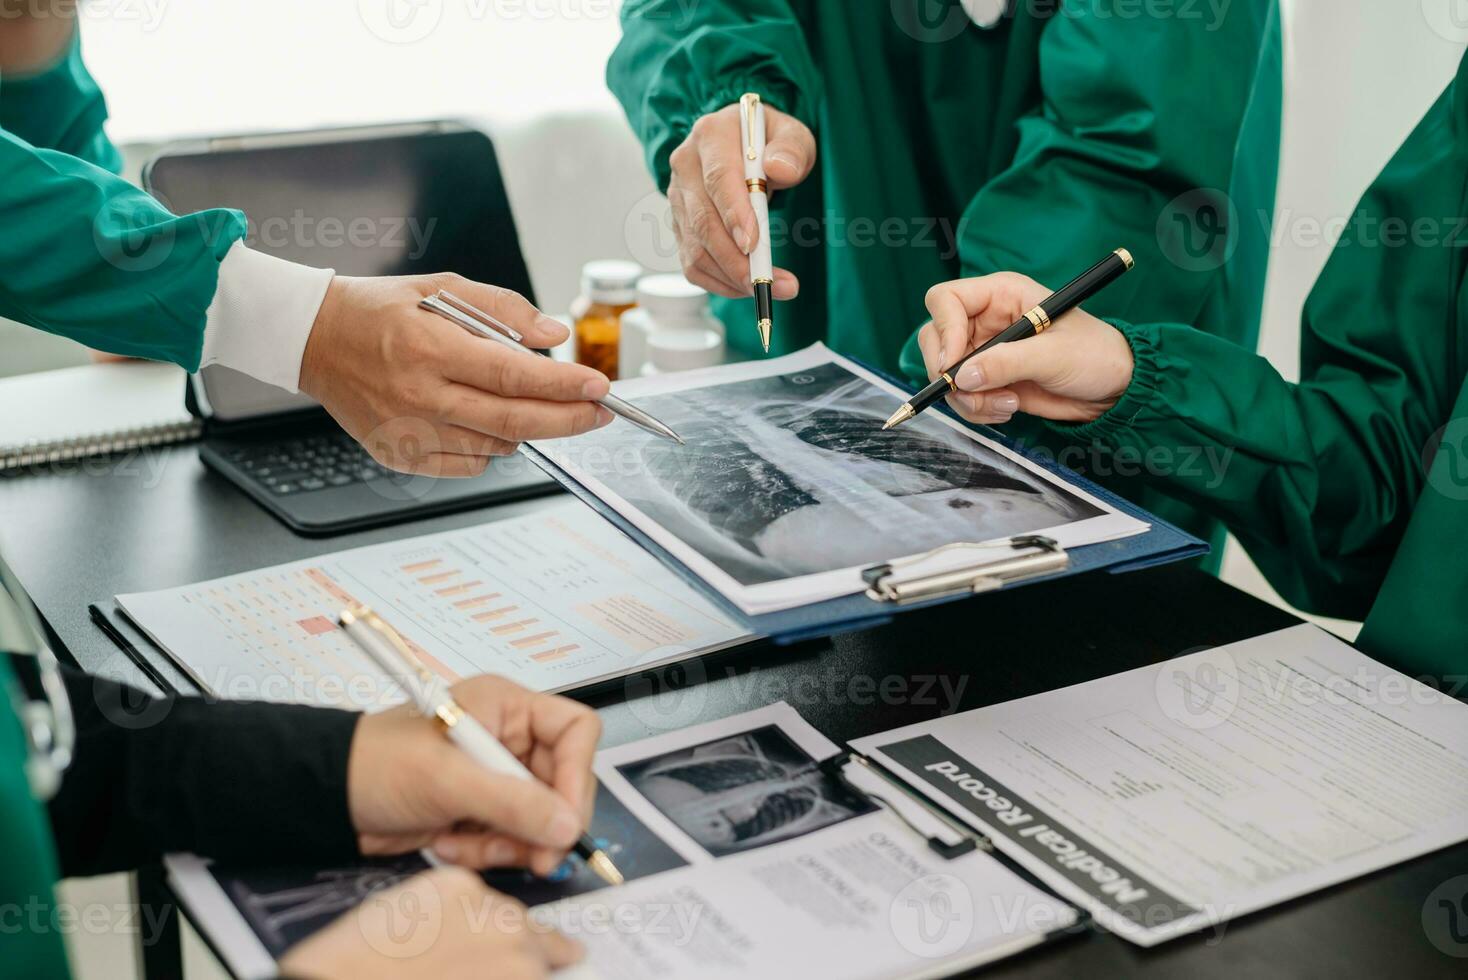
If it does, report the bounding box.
[739,92,775,354]
[339,605,624,887]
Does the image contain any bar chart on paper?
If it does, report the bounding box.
[115,503,749,709]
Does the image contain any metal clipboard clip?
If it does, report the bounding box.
[820,753,991,860]
[861,535,1069,605]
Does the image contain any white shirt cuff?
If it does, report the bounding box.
[200,243,335,393]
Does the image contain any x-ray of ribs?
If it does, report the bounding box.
[640,405,816,557]
[236,868,411,944]
[635,379,1055,556]
[636,737,843,845]
[766,404,1043,497]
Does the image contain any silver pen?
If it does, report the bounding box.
[420,290,684,445]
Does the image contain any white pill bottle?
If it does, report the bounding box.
[620,275,726,377]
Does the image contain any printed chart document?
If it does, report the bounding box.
[531,344,1147,615]
[169,704,1078,980]
[851,625,1468,945]
[116,501,749,706]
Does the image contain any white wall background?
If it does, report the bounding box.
[3,0,653,374]
[81,0,628,143]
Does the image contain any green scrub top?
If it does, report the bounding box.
[609,0,1270,367]
[1047,51,1468,682]
[0,32,246,368]
[0,645,69,979]
[0,34,248,980]
[610,0,1275,558]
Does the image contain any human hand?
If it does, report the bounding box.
[278,867,583,980]
[0,2,76,74]
[917,273,1135,425]
[299,274,614,477]
[347,675,602,877]
[667,102,815,298]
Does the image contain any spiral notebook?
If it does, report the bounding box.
[0,361,199,472]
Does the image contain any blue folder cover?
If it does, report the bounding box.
[522,371,1206,644]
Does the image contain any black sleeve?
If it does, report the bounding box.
[23,659,364,877]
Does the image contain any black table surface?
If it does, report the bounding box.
[2,443,1464,978]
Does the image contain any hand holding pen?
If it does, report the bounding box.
[661,101,812,305]
[422,291,683,444]
[890,250,1136,429]
[340,606,624,886]
[739,93,776,352]
[301,276,616,476]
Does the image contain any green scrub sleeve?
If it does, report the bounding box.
[608,0,823,192]
[897,1,1270,382]
[0,127,247,370]
[1048,317,1433,623]
[0,29,121,173]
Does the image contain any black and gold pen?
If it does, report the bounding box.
[740,93,775,352]
[883,248,1135,430]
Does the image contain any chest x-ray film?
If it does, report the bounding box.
[534,345,1147,614]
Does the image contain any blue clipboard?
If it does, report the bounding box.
[521,368,1206,644]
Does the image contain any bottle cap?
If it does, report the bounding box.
[582,260,642,306]
[635,274,710,319]
[648,328,724,373]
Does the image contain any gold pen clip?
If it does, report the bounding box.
[740,92,761,161]
[342,604,438,688]
[342,605,459,728]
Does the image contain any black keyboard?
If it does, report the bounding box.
[223,433,396,496]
